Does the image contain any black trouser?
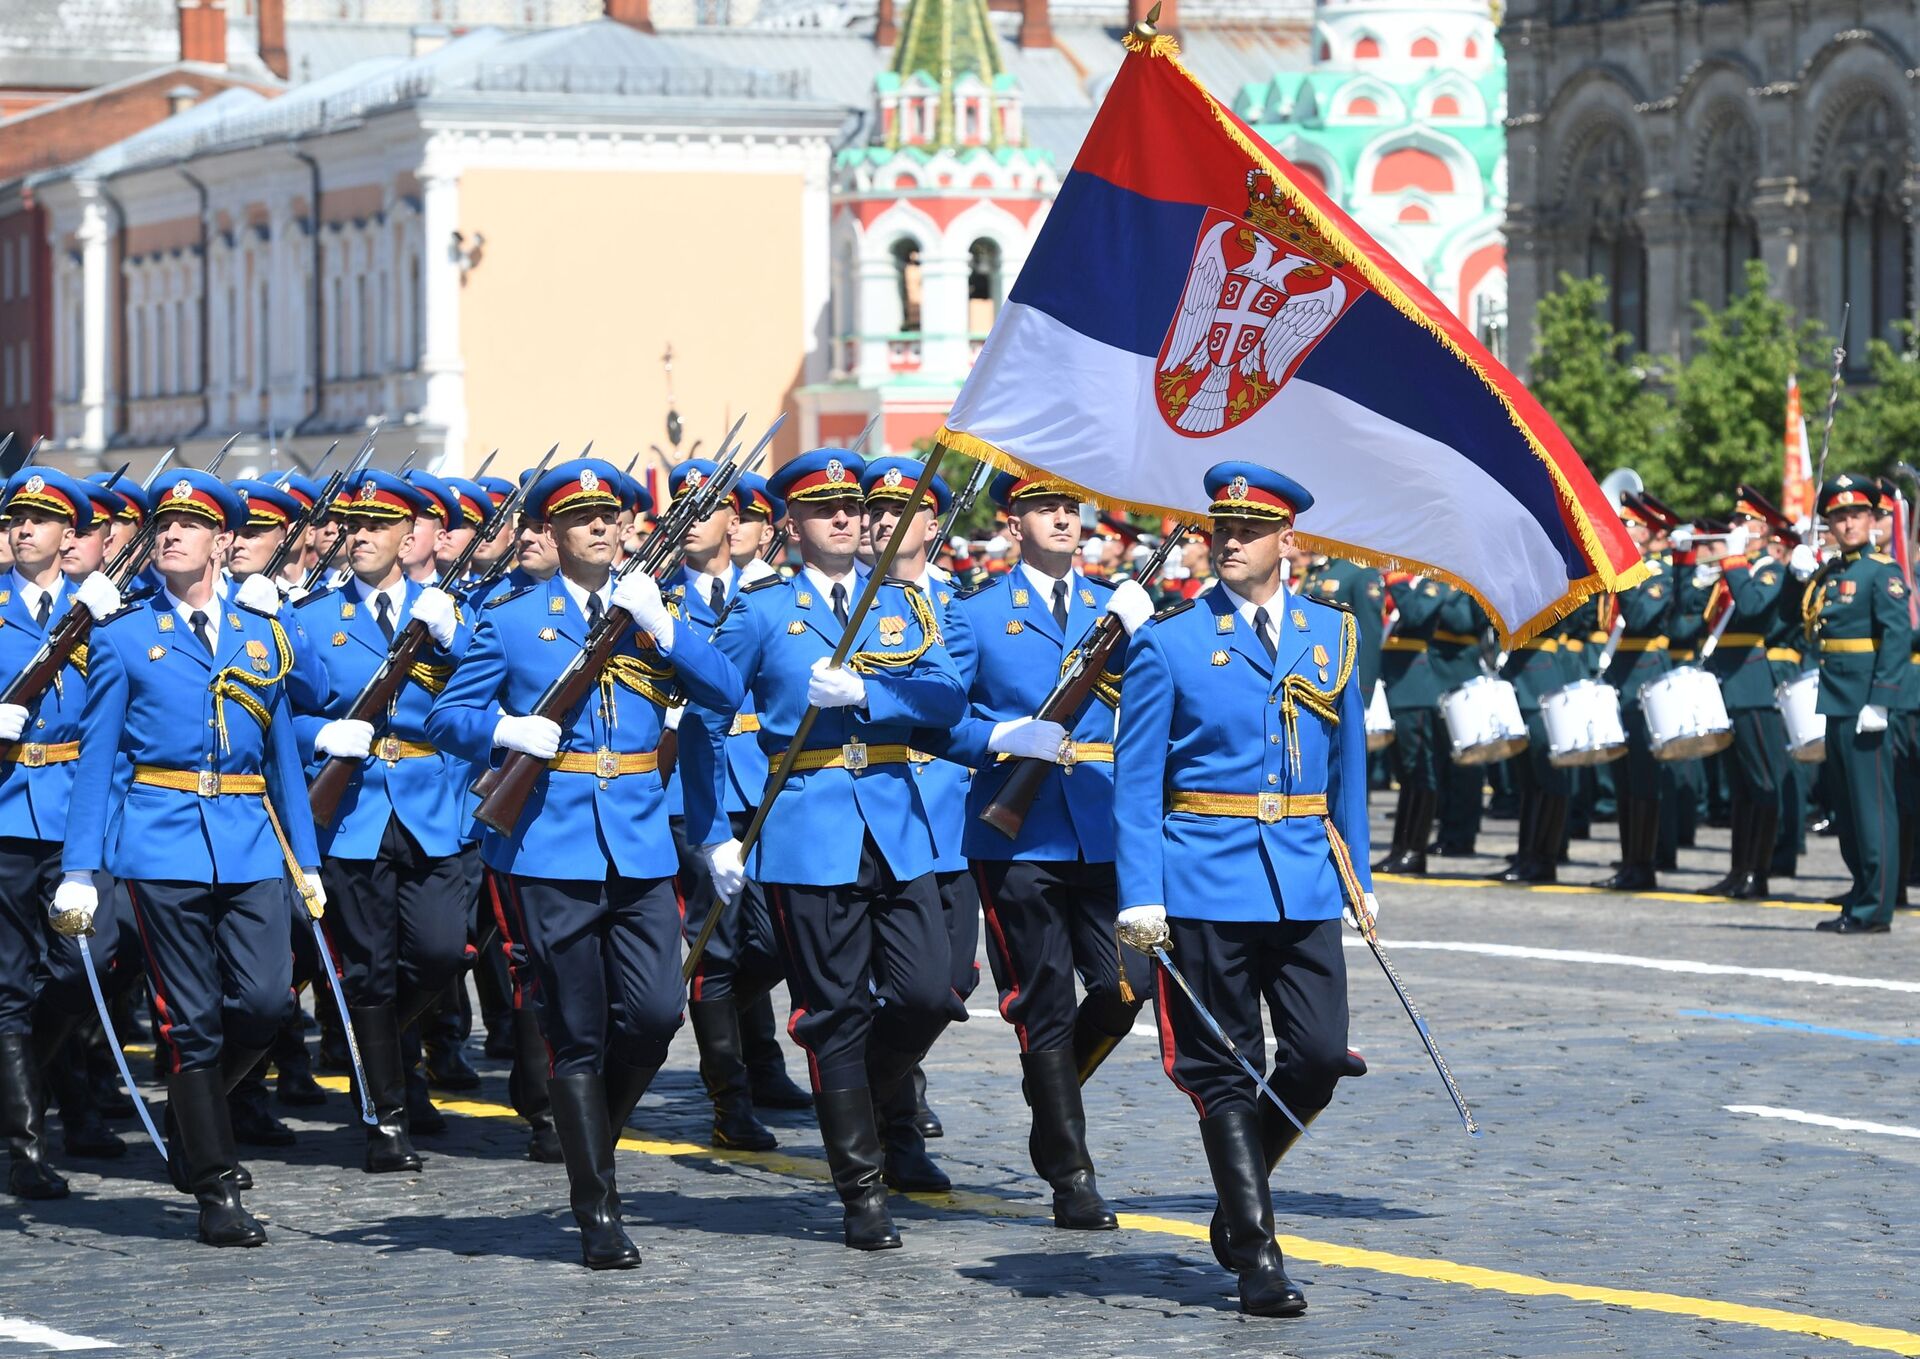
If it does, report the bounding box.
[0,838,121,1034]
[123,880,291,1074]
[1616,705,1660,800]
[501,871,684,1077]
[1153,916,1350,1120]
[766,836,950,1091]
[318,816,468,1020]
[673,814,782,1004]
[974,859,1148,1052]
[1436,743,1484,847]
[936,868,982,1013]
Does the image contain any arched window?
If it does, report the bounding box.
[1825,98,1912,369]
[1373,147,1454,194]
[1570,124,1648,348]
[175,299,188,393]
[226,284,239,388]
[258,280,270,393]
[968,238,1002,334]
[1411,35,1439,58]
[1431,94,1461,117]
[1317,40,1330,61]
[408,254,422,367]
[1354,35,1380,59]
[892,239,922,334]
[1399,203,1431,223]
[1346,96,1378,117]
[1464,36,1480,59]
[1696,113,1759,310]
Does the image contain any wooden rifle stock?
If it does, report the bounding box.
[307,620,437,825]
[977,613,1125,838]
[0,607,97,716]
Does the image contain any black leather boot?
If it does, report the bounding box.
[1,1033,67,1199]
[1734,802,1778,901]
[814,1086,900,1250]
[906,1064,941,1139]
[167,1065,266,1247]
[1209,1103,1314,1270]
[350,1006,422,1174]
[507,1007,562,1163]
[603,1049,664,1131]
[1703,799,1749,898]
[869,1043,948,1193]
[1394,787,1435,875]
[38,1028,125,1160]
[1020,1048,1115,1230]
[547,1072,639,1270]
[228,1066,296,1147]
[1593,798,1657,890]
[740,992,812,1110]
[688,998,775,1151]
[1200,1108,1306,1316]
[1070,999,1137,1086]
[1373,784,1412,872]
[271,1004,328,1107]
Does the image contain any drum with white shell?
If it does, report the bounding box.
[1438,675,1529,766]
[1641,665,1734,761]
[1776,670,1826,763]
[1540,679,1628,767]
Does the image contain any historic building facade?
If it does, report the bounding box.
[1503,0,1918,375]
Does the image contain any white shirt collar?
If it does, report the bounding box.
[1217,580,1289,631]
[802,564,858,605]
[1018,560,1073,602]
[10,571,62,621]
[353,574,408,622]
[691,563,735,605]
[162,585,223,649]
[559,571,609,619]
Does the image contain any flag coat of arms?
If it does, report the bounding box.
[938,32,1645,643]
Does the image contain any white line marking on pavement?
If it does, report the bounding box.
[1726,1105,1920,1141]
[1339,937,1920,995]
[965,1006,1156,1038]
[0,1317,116,1351]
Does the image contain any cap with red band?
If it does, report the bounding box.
[769,449,867,506]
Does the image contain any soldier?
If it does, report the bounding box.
[1375,572,1444,874]
[86,471,148,563]
[1795,473,1910,933]
[0,469,125,1198]
[1426,583,1492,856]
[1593,493,1673,891]
[428,457,741,1268]
[690,448,967,1252]
[1295,552,1383,707]
[1114,462,1373,1318]
[60,470,324,1247]
[923,466,1153,1229]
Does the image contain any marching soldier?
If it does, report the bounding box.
[290,470,471,1173]
[0,469,125,1198]
[1375,572,1443,874]
[1795,473,1910,933]
[1594,493,1672,891]
[429,457,742,1268]
[1296,552,1383,706]
[1497,602,1572,883]
[60,470,324,1246]
[1426,583,1492,855]
[1113,462,1372,1318]
[690,448,967,1252]
[921,466,1151,1228]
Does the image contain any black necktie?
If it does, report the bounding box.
[587,594,605,629]
[189,609,213,656]
[1253,606,1278,661]
[1051,580,1068,630]
[831,582,849,626]
[709,578,726,618]
[374,593,395,643]
[33,594,50,628]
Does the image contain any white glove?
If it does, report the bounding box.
[296,868,327,920]
[1116,904,1169,952]
[739,557,779,587]
[702,838,747,901]
[1857,703,1889,734]
[314,718,374,760]
[1103,579,1155,636]
[1691,564,1721,589]
[1669,526,1694,554]
[49,874,98,938]
[663,704,685,732]
[0,704,27,742]
[988,716,1070,762]
[412,586,459,649]
[1344,890,1381,930]
[74,571,121,621]
[807,657,867,709]
[494,714,562,759]
[611,573,674,653]
[1789,543,1820,582]
[1724,525,1751,559]
[234,572,282,616]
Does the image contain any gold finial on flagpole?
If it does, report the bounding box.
[1131,2,1161,38]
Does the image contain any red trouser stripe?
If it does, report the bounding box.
[972,863,1030,1053]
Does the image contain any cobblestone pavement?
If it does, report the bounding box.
[4,798,1917,1358]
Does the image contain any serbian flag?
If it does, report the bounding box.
[938,34,1645,643]
[1781,374,1814,525]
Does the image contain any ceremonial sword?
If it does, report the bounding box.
[79,933,167,1160]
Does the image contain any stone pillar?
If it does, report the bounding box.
[1638,196,1687,360]
[856,251,898,388]
[418,162,466,469]
[917,243,971,383]
[76,187,114,454]
[1751,177,1804,312]
[800,150,832,388]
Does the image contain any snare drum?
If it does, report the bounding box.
[1439,675,1529,766]
[1641,665,1734,761]
[1776,670,1826,763]
[1540,679,1628,767]
[1365,682,1394,752]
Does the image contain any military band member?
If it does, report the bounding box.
[691,448,967,1251]
[1426,582,1491,855]
[1795,474,1910,933]
[60,470,324,1247]
[0,469,125,1198]
[1497,601,1572,883]
[1376,571,1444,874]
[1594,493,1672,891]
[429,458,741,1269]
[1296,552,1383,705]
[1114,462,1373,1318]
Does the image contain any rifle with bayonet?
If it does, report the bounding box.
[472,414,780,834]
[307,444,558,825]
[935,456,990,552]
[977,526,1187,838]
[261,435,374,586]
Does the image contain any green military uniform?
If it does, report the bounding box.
[1496,607,1575,883]
[1596,498,1673,890]
[1426,584,1490,854]
[1702,528,1791,898]
[1764,550,1810,879]
[1556,596,1603,838]
[1376,574,1444,873]
[1661,545,1715,864]
[1302,556,1384,702]
[1806,474,1912,931]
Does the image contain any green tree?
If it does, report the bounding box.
[1838,323,1920,481]
[1527,273,1670,482]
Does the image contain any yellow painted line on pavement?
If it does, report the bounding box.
[311,1077,1920,1355]
[1376,872,1832,913]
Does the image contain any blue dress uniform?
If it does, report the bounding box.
[1595,493,1673,890]
[1376,573,1444,874]
[428,459,743,1269]
[0,470,126,1197]
[63,471,322,1246]
[1805,474,1911,933]
[291,470,475,1172]
[1114,463,1369,1318]
[920,466,1145,1230]
[688,448,967,1251]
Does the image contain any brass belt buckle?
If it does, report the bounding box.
[730,715,745,736]
[595,748,620,779]
[197,769,221,797]
[1257,792,1283,823]
[1058,739,1077,774]
[376,736,403,764]
[842,741,869,771]
[21,743,46,768]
